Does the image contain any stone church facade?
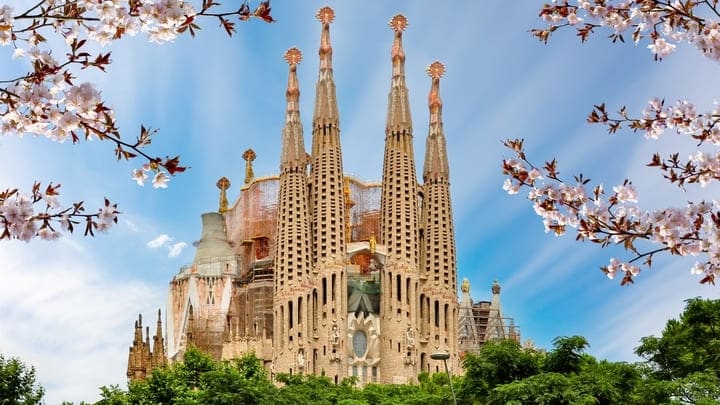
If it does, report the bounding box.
[128,7,516,385]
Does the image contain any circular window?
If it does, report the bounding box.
[353,330,368,357]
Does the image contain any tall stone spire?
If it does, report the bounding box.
[379,14,421,380]
[419,61,459,372]
[381,14,419,264]
[274,47,314,375]
[310,6,346,264]
[275,47,311,284]
[421,61,456,290]
[308,7,347,381]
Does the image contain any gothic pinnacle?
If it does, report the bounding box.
[386,13,412,134]
[389,14,408,79]
[284,47,302,116]
[427,61,445,125]
[281,47,307,170]
[316,7,334,71]
[312,6,340,131]
[423,61,449,181]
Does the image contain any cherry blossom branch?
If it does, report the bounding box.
[0,1,276,241]
[0,183,119,241]
[588,99,720,188]
[502,138,719,285]
[532,1,720,61]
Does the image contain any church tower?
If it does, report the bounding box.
[272,47,314,375]
[379,14,421,382]
[309,7,348,381]
[419,62,459,372]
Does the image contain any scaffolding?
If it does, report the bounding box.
[346,177,381,243]
[458,300,520,354]
[225,176,280,279]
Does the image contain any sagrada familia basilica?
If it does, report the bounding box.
[126,7,520,385]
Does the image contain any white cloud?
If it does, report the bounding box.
[168,242,187,258]
[0,240,162,404]
[146,234,172,249]
[146,234,188,258]
[124,219,139,233]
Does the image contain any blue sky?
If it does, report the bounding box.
[1,1,719,403]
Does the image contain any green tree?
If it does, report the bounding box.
[458,339,541,402]
[635,298,720,403]
[636,298,720,380]
[543,335,589,375]
[489,372,594,405]
[0,354,44,405]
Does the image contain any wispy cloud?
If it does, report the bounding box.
[146,234,172,249]
[124,219,139,233]
[168,242,187,258]
[146,234,187,258]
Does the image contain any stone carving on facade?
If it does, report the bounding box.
[329,321,342,362]
[297,348,306,371]
[403,324,417,365]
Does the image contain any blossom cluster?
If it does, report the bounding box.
[503,139,720,285]
[1,1,272,240]
[0,184,118,242]
[587,99,720,189]
[535,1,720,61]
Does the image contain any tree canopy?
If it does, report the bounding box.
[0,354,44,405]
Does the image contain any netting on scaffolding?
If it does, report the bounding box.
[225,177,280,279]
[347,177,381,243]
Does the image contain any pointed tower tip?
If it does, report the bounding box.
[389,14,408,78]
[316,7,334,71]
[427,61,444,124]
[284,47,302,114]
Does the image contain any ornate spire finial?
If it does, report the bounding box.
[389,14,408,32]
[242,149,256,184]
[284,47,302,116]
[427,60,445,125]
[316,6,335,24]
[216,177,231,214]
[427,60,445,79]
[284,47,302,66]
[389,14,408,78]
[316,7,334,70]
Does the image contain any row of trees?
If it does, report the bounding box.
[3,298,718,404]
